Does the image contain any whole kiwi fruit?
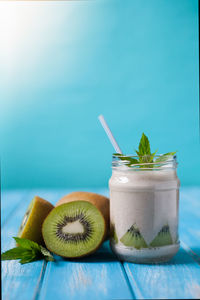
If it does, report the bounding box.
[56,191,110,238]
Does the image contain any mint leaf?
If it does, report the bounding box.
[113,133,177,169]
[1,237,54,265]
[135,133,155,167]
[1,247,31,260]
[155,152,176,163]
[20,257,36,264]
[40,246,54,262]
[113,153,138,166]
[14,237,41,251]
[137,133,151,156]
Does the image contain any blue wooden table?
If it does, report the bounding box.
[2,187,200,300]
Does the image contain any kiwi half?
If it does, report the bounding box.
[42,201,106,258]
[120,224,148,249]
[18,196,54,245]
[149,225,173,247]
[56,191,109,238]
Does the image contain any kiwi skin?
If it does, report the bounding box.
[42,201,106,258]
[18,196,54,245]
[56,191,110,239]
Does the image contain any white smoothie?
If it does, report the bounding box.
[109,165,180,263]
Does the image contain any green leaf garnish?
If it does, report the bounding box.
[137,133,151,156]
[155,152,177,163]
[113,153,138,166]
[114,133,176,168]
[1,247,31,260]
[1,237,54,264]
[14,237,41,251]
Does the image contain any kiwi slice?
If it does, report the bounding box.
[149,225,173,247]
[113,228,118,244]
[120,224,148,249]
[18,196,54,245]
[42,201,106,258]
[110,224,118,244]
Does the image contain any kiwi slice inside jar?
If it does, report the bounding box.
[149,224,173,247]
[18,196,54,245]
[42,201,106,258]
[120,224,148,249]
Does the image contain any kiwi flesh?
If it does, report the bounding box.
[18,196,54,245]
[42,201,106,258]
[56,191,110,238]
[149,225,173,247]
[120,224,148,249]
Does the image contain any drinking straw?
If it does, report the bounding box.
[98,115,122,154]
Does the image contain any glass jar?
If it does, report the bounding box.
[109,154,180,263]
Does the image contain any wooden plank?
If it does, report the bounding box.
[124,247,200,299]
[1,190,64,300]
[179,187,200,257]
[2,188,200,300]
[1,190,28,225]
[39,241,134,300]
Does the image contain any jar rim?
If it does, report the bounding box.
[112,154,176,158]
[112,154,177,170]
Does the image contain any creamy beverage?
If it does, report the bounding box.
[98,116,180,263]
[109,155,180,263]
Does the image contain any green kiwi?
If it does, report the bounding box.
[42,201,106,258]
[56,191,110,239]
[18,196,54,245]
[113,227,118,244]
[120,224,148,249]
[110,224,118,244]
[149,224,173,247]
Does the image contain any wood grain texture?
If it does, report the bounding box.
[2,187,200,300]
[179,187,200,257]
[1,190,64,300]
[1,190,28,226]
[124,246,200,299]
[39,242,134,300]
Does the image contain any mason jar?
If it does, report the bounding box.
[109,154,180,263]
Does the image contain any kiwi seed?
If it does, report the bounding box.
[120,223,148,249]
[149,224,173,247]
[56,213,93,242]
[42,201,106,258]
[56,191,110,239]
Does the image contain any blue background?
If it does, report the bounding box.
[0,0,199,189]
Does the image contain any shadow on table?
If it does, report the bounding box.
[165,247,200,266]
[60,241,119,263]
[54,243,200,265]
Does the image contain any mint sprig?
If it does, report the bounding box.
[155,152,176,163]
[113,153,139,166]
[1,237,54,264]
[136,133,151,156]
[114,133,176,167]
[135,133,157,165]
